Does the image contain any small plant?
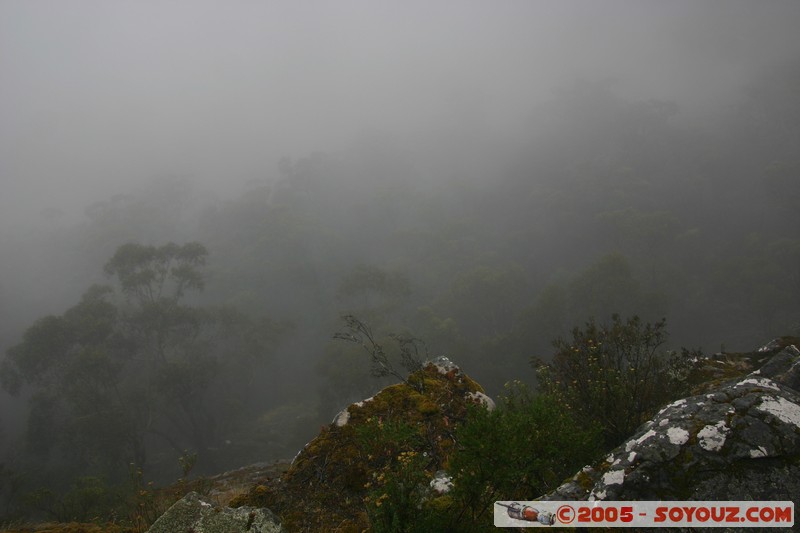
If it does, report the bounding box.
[355,417,449,533]
[178,450,197,479]
[127,464,161,532]
[364,449,433,533]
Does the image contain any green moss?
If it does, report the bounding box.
[228,484,270,508]
[575,469,596,492]
[423,494,455,513]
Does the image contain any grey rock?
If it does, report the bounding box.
[147,491,284,533]
[760,344,800,390]
[541,345,800,531]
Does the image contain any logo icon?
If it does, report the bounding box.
[495,502,556,525]
[556,504,575,524]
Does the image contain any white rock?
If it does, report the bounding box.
[354,396,374,408]
[626,429,657,451]
[333,408,350,427]
[657,398,687,417]
[602,469,625,486]
[736,377,780,391]
[750,446,768,458]
[666,426,690,446]
[755,395,800,428]
[465,391,496,411]
[429,355,459,375]
[589,490,606,501]
[697,421,730,452]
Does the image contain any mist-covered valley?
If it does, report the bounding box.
[1,1,799,529]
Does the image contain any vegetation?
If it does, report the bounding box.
[233,360,490,531]
[334,314,426,392]
[230,320,604,532]
[0,243,287,527]
[446,384,600,529]
[535,314,692,447]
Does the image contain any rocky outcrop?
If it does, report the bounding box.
[230,357,492,532]
[147,491,284,533]
[543,339,800,511]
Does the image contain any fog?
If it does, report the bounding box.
[3,1,799,224]
[1,0,799,523]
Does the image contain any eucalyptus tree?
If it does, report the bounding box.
[1,242,281,482]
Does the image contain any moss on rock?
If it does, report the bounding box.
[232,361,490,532]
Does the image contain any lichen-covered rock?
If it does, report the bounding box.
[683,336,800,394]
[231,358,492,532]
[180,461,290,507]
[146,491,284,533]
[542,341,800,525]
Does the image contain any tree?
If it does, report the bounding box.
[104,241,207,304]
[1,284,141,472]
[1,242,282,483]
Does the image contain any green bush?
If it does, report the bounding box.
[358,383,601,532]
[446,383,601,530]
[535,314,690,447]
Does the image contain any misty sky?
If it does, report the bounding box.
[2,0,800,228]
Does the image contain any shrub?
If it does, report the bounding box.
[446,383,601,529]
[358,383,601,532]
[534,314,689,447]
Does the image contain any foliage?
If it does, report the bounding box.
[358,383,601,532]
[1,242,284,489]
[103,242,207,303]
[447,384,601,528]
[364,454,458,532]
[534,314,689,447]
[269,352,601,533]
[357,420,437,533]
[333,314,426,392]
